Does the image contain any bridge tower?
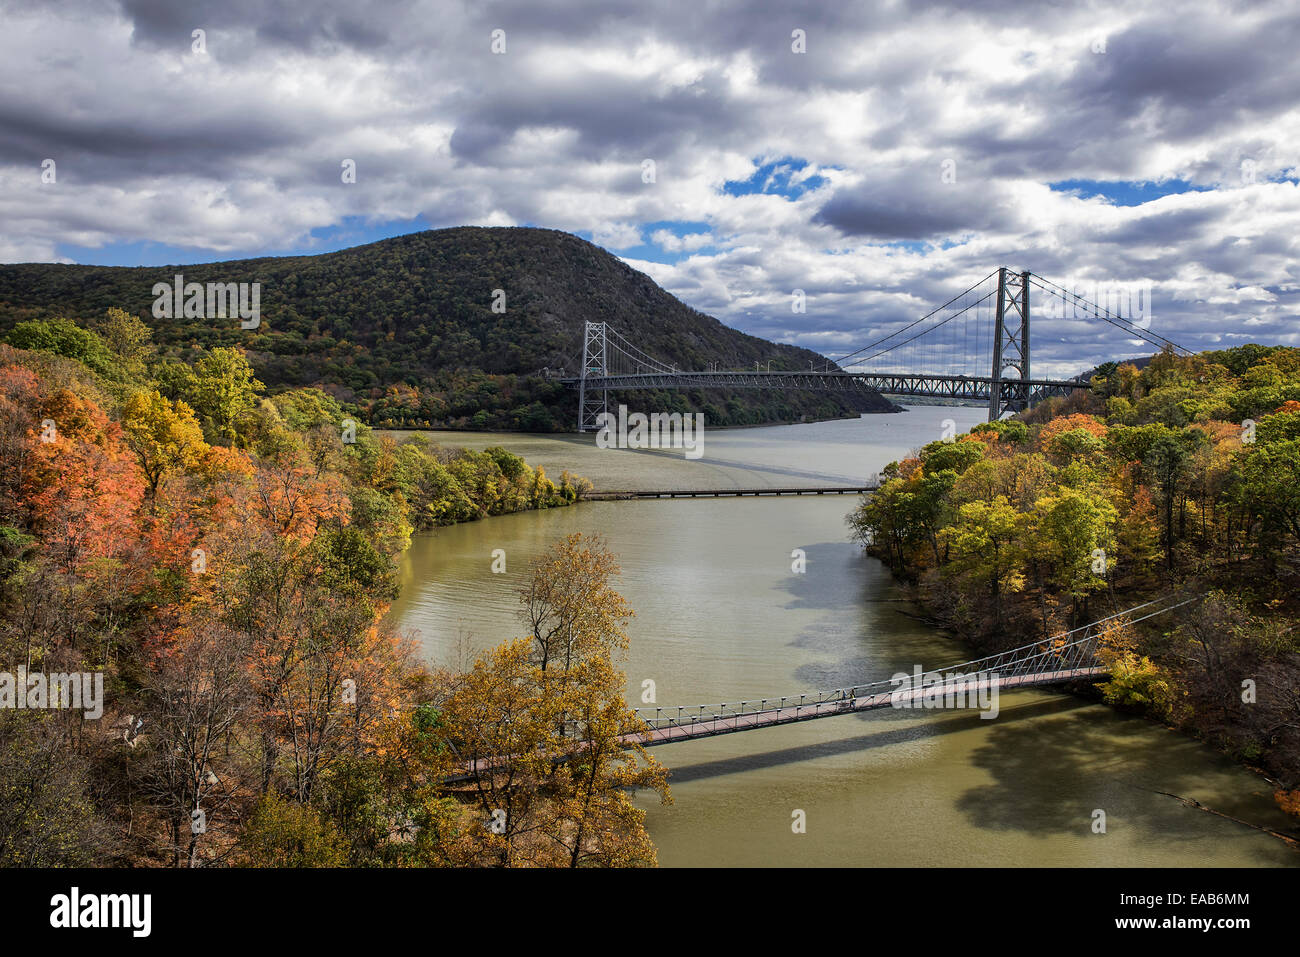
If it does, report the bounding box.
[578,321,609,432]
[987,267,1031,421]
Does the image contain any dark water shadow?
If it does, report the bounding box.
[665,696,1080,784]
[776,542,957,691]
[952,701,1300,860]
[779,541,870,615]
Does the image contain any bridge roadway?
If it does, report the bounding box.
[562,369,1084,402]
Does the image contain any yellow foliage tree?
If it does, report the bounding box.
[120,389,208,499]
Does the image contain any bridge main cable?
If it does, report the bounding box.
[830,269,1001,368]
[1025,273,1192,357]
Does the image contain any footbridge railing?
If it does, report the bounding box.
[593,597,1195,745]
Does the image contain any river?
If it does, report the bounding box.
[386,407,1298,866]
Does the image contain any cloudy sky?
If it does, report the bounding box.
[2,0,1297,376]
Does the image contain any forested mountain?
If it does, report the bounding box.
[0,227,894,430]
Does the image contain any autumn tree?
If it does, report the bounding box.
[437,537,669,866]
[540,652,669,867]
[140,622,255,867]
[519,532,632,672]
[0,712,108,866]
[436,638,565,866]
[120,389,208,500]
[239,791,349,867]
[940,495,1023,623]
[1095,617,1172,716]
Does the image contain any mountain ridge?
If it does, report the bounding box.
[0,226,895,430]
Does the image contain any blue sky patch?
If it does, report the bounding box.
[580,220,720,264]
[723,157,829,199]
[56,215,435,267]
[1048,178,1213,206]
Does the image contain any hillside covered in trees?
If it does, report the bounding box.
[0,227,893,430]
[849,344,1300,820]
[0,308,670,867]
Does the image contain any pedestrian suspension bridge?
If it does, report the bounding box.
[447,598,1192,780]
[610,597,1192,747]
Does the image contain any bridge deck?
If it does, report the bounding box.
[626,668,1104,746]
[586,485,877,499]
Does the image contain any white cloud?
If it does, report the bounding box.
[650,229,713,253]
[0,0,1296,372]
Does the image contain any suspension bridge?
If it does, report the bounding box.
[565,267,1189,430]
[612,597,1191,747]
[444,598,1191,780]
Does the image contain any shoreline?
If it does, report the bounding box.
[374,407,907,439]
[892,582,1300,850]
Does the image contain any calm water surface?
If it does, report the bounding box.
[387,408,1298,866]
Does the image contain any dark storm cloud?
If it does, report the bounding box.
[447,68,741,166]
[1098,204,1224,247]
[1053,8,1300,171]
[813,180,1016,240]
[119,0,409,53]
[0,98,309,181]
[1070,11,1300,115]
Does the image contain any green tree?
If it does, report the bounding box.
[95,307,155,379]
[920,440,984,476]
[1143,428,1205,569]
[1023,485,1116,624]
[185,347,265,445]
[5,318,117,378]
[1238,437,1300,548]
[941,495,1022,618]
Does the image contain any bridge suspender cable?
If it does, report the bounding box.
[842,288,998,368]
[830,269,1001,367]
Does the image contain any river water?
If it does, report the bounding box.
[387,408,1298,866]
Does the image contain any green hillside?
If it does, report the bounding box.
[0,227,895,430]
